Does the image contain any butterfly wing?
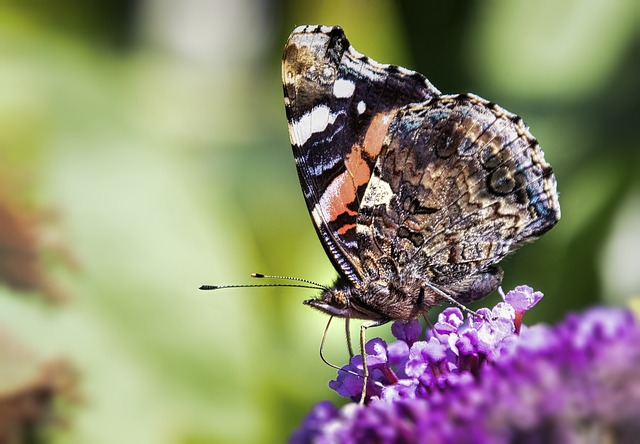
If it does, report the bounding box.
[282,25,440,284]
[356,94,560,300]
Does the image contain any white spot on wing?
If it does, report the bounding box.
[290,105,337,146]
[333,79,356,98]
[357,176,393,238]
[312,207,324,228]
[357,101,366,114]
[343,56,382,82]
[361,176,393,208]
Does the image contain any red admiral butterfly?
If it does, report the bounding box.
[204,25,560,403]
[282,24,559,395]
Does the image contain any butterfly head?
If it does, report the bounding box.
[303,277,389,321]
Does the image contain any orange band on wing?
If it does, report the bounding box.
[318,111,396,223]
[337,223,357,235]
[319,145,367,222]
[363,112,395,157]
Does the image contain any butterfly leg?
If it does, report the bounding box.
[345,318,354,358]
[319,316,337,370]
[359,318,390,404]
[422,281,488,320]
[420,266,503,319]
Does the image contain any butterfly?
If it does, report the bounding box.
[281,25,560,401]
[202,24,560,404]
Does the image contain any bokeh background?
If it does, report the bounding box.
[0,0,638,442]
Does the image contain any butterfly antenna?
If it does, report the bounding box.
[199,273,327,292]
[250,273,328,290]
[199,283,322,291]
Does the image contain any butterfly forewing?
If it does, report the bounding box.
[282,25,440,285]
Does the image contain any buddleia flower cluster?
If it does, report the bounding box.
[292,286,640,444]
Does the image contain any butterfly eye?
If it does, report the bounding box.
[331,291,348,309]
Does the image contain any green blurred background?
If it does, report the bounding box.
[0,0,638,442]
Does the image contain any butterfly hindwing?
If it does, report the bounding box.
[356,94,560,300]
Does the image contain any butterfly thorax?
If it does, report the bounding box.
[304,274,444,322]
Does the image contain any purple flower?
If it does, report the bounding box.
[292,287,640,443]
[289,401,338,444]
[501,285,543,312]
[391,319,422,346]
[329,338,400,401]
[500,285,543,333]
[433,307,464,335]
